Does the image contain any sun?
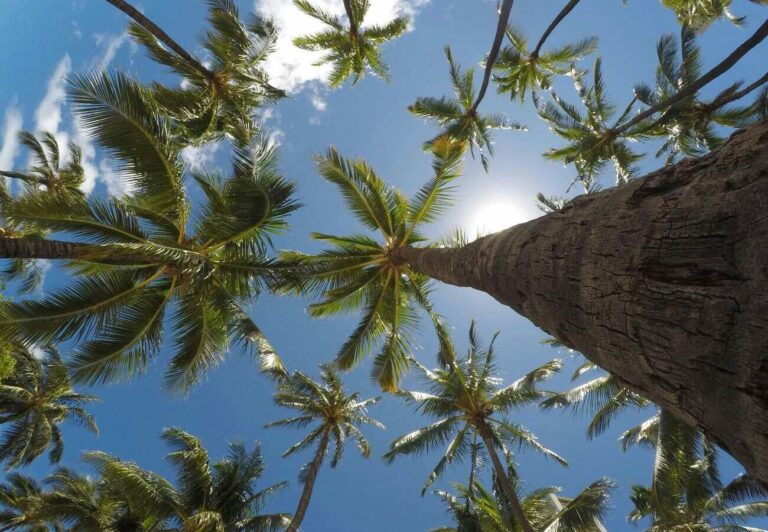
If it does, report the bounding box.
[467,201,530,238]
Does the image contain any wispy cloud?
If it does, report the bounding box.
[34,55,72,136]
[97,32,129,71]
[0,103,23,175]
[254,0,429,93]
[182,142,223,172]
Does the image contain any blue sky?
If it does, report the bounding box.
[1,0,767,530]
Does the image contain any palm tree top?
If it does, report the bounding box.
[410,47,525,172]
[0,345,97,470]
[293,0,409,87]
[277,138,465,391]
[0,73,299,392]
[267,365,384,466]
[385,322,566,495]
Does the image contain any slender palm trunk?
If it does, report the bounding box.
[0,237,92,259]
[531,0,582,57]
[343,0,358,37]
[104,0,214,80]
[470,0,515,113]
[287,430,330,532]
[396,119,768,487]
[478,429,534,532]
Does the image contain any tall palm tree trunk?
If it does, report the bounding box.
[0,237,92,259]
[104,0,214,80]
[342,0,358,37]
[478,429,534,532]
[287,430,330,532]
[395,119,768,487]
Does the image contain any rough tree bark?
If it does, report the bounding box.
[286,429,330,532]
[397,120,768,485]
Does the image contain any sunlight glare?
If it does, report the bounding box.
[468,202,528,238]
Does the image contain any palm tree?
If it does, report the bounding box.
[493,26,597,103]
[624,410,768,530]
[85,428,290,531]
[42,467,160,531]
[278,137,464,390]
[538,58,649,188]
[0,72,298,392]
[658,0,767,30]
[293,0,409,87]
[0,473,51,531]
[433,477,614,532]
[409,47,524,171]
[0,131,85,198]
[634,26,758,164]
[124,0,284,144]
[266,365,384,532]
[384,323,565,532]
[0,131,86,293]
[0,345,97,470]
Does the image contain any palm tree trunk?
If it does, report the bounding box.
[395,119,768,487]
[104,0,214,80]
[470,0,515,113]
[0,237,93,259]
[343,0,358,36]
[478,429,534,532]
[286,430,330,532]
[531,0,582,57]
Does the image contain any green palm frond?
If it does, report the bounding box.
[129,0,284,144]
[494,25,597,102]
[540,58,648,187]
[410,47,525,172]
[0,346,97,470]
[387,323,564,495]
[278,140,464,391]
[293,0,408,87]
[659,0,768,29]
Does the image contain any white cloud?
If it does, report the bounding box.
[254,0,429,93]
[72,114,98,194]
[309,84,327,111]
[0,103,23,175]
[97,32,129,71]
[34,55,71,135]
[98,158,133,196]
[182,141,222,172]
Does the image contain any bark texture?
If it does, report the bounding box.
[286,430,329,532]
[399,120,768,485]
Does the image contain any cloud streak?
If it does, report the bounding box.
[0,103,23,175]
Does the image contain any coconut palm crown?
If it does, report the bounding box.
[538,58,651,188]
[0,473,51,531]
[0,71,298,392]
[493,26,598,103]
[277,137,465,391]
[410,47,524,171]
[0,346,97,470]
[433,476,615,532]
[634,26,758,164]
[658,0,768,30]
[83,428,291,531]
[384,323,566,496]
[267,365,383,531]
[293,0,409,87]
[129,0,285,144]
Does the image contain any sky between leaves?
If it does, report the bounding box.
[0,0,767,530]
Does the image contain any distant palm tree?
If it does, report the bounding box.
[659,0,765,29]
[0,73,298,392]
[624,410,768,530]
[0,346,97,470]
[85,428,290,531]
[0,131,85,198]
[0,131,86,292]
[384,323,565,532]
[42,467,160,531]
[278,138,464,390]
[293,0,409,87]
[410,47,524,171]
[538,58,649,188]
[493,26,597,103]
[267,366,384,532]
[0,473,51,531]
[635,26,757,164]
[122,0,284,144]
[433,477,614,532]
